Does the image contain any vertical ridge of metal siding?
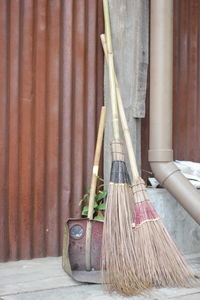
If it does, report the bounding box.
[45,0,61,257]
[8,0,20,261]
[0,0,104,262]
[70,0,86,219]
[0,0,9,261]
[59,0,73,247]
[18,0,34,259]
[96,0,104,178]
[32,0,47,258]
[84,0,97,190]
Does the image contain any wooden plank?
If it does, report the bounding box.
[132,0,149,118]
[104,0,149,181]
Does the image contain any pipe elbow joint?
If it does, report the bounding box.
[149,161,180,186]
[148,149,200,225]
[148,149,180,185]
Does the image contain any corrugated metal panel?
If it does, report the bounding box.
[0,0,104,262]
[173,0,200,161]
[141,0,200,180]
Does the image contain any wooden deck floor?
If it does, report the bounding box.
[0,254,200,299]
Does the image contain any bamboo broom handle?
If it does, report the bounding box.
[85,106,106,271]
[87,106,106,220]
[100,34,139,180]
[103,0,120,140]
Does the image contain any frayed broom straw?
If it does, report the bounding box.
[101,0,150,295]
[101,32,198,289]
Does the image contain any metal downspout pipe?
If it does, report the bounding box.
[149,0,200,224]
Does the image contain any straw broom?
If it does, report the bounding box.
[101,33,198,289]
[101,0,150,295]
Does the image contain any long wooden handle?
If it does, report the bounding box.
[100,34,139,181]
[85,106,106,271]
[87,106,106,219]
[103,0,120,140]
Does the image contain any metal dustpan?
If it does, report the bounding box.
[62,218,103,283]
[62,107,106,283]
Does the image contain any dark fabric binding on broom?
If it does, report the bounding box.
[110,161,131,184]
[109,140,131,186]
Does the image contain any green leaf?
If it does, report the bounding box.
[94,215,104,220]
[95,190,107,201]
[97,202,106,210]
[94,201,98,208]
[81,211,88,216]
[81,203,98,216]
[81,205,89,216]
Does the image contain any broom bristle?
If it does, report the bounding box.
[132,177,198,287]
[102,183,151,295]
[101,141,151,296]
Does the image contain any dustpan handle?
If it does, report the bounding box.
[87,106,106,220]
[100,34,139,181]
[85,106,106,271]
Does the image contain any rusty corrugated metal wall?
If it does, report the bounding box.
[173,0,200,161]
[142,0,200,180]
[0,0,104,262]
